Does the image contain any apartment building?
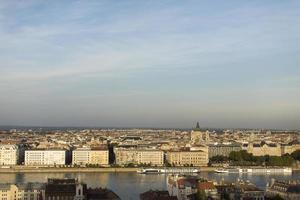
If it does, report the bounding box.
[245,142,281,156]
[167,175,198,200]
[72,148,109,166]
[281,140,300,155]
[208,142,241,158]
[114,148,164,166]
[0,183,44,200]
[166,148,208,166]
[25,150,66,166]
[45,179,86,200]
[0,144,20,165]
[266,179,300,200]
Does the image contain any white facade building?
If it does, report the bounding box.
[0,144,20,165]
[25,150,66,166]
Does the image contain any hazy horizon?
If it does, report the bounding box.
[1,1,300,129]
[0,124,298,131]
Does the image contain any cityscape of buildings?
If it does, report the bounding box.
[0,124,299,199]
[1,0,299,199]
[0,123,299,168]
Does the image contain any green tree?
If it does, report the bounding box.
[291,150,300,161]
[125,163,135,167]
[165,161,172,167]
[228,150,295,166]
[210,155,229,162]
[195,190,207,200]
[269,194,284,200]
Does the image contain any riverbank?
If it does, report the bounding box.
[0,166,217,173]
[1,166,298,173]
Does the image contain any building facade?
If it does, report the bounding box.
[0,144,20,165]
[25,150,66,166]
[45,179,86,200]
[208,143,241,158]
[266,179,300,200]
[72,148,109,166]
[114,148,164,166]
[281,140,300,155]
[245,142,281,156]
[167,175,198,200]
[190,123,209,144]
[166,148,208,166]
[233,182,265,200]
[0,183,44,200]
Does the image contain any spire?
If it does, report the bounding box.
[193,122,201,131]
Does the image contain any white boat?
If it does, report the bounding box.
[283,168,292,173]
[137,168,161,174]
[137,168,200,174]
[215,169,229,173]
[215,167,292,174]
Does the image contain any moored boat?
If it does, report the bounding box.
[214,167,292,174]
[215,169,229,173]
[137,168,200,174]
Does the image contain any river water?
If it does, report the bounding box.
[0,172,299,200]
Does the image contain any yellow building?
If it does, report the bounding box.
[281,141,300,155]
[166,148,208,166]
[72,148,109,166]
[0,183,44,200]
[114,148,164,166]
[246,142,281,156]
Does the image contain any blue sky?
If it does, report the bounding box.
[0,0,299,129]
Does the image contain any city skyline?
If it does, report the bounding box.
[1,1,300,129]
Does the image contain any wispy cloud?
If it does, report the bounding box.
[0,0,299,128]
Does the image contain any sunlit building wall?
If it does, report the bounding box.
[0,144,20,165]
[25,150,66,166]
[114,148,164,166]
[0,183,45,200]
[72,148,109,166]
[166,149,208,166]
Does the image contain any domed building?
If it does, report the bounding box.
[191,122,209,144]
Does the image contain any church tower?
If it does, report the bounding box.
[191,122,209,144]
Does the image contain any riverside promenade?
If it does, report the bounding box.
[0,166,216,173]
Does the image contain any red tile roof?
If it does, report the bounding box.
[198,182,216,190]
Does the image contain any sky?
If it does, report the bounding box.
[0,0,300,129]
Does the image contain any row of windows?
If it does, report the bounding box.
[47,195,74,200]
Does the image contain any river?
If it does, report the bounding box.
[0,172,299,199]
